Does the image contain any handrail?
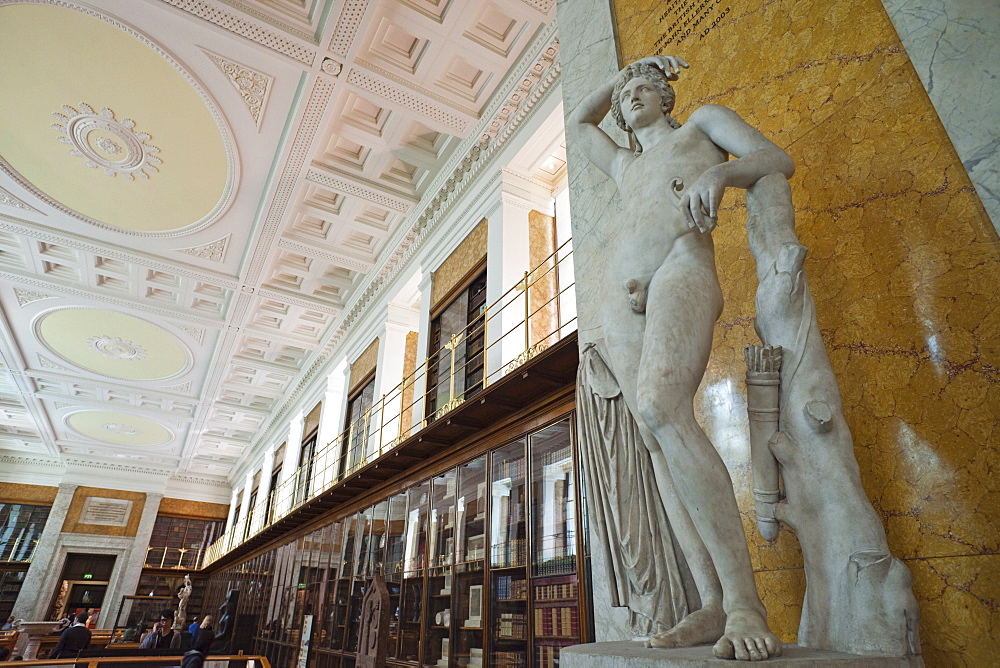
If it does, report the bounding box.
[203,238,575,567]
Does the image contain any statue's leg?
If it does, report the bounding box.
[634,262,781,661]
[601,289,725,645]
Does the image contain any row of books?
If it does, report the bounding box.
[534,580,577,601]
[534,606,579,638]
[490,538,526,568]
[493,457,527,481]
[535,644,563,668]
[496,612,527,639]
[493,650,528,668]
[495,576,528,600]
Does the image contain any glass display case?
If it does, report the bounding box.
[207,414,585,668]
[425,471,455,666]
[489,440,527,667]
[398,480,429,662]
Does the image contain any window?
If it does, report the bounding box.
[0,503,50,562]
[294,432,318,506]
[341,376,376,476]
[426,270,487,420]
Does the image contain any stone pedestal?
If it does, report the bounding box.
[12,621,62,660]
[561,642,924,668]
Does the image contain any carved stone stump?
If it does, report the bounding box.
[357,574,390,668]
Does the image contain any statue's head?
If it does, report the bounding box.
[611,61,681,151]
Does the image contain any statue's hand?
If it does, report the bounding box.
[679,168,725,233]
[627,55,689,80]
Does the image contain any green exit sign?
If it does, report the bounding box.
[83,574,93,580]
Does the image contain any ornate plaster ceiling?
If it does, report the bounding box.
[0,0,559,500]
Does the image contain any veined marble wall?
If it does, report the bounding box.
[559,0,998,664]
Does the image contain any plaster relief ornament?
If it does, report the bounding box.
[102,423,138,435]
[87,335,147,361]
[569,56,920,661]
[51,103,161,180]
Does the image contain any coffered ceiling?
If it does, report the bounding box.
[0,0,559,499]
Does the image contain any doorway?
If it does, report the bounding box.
[49,553,117,623]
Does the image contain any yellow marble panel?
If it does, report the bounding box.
[349,337,379,395]
[905,555,999,666]
[753,568,805,644]
[431,218,488,310]
[62,486,147,537]
[0,482,58,505]
[614,0,1000,658]
[158,497,229,520]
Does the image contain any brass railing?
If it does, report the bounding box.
[203,239,575,567]
[143,546,205,570]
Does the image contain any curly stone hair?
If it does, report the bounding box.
[610,61,681,152]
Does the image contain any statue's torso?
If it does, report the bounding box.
[613,122,728,283]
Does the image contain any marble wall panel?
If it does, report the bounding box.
[61,486,147,537]
[560,0,997,659]
[430,218,488,310]
[879,0,1000,234]
[157,497,229,519]
[0,482,58,504]
[349,337,379,394]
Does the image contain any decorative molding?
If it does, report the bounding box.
[0,0,239,238]
[0,454,64,469]
[14,288,56,307]
[176,235,230,262]
[2,272,223,330]
[304,169,415,213]
[251,26,561,447]
[321,58,343,77]
[174,324,205,344]
[328,0,366,56]
[37,354,70,371]
[0,215,238,286]
[159,0,315,65]
[51,103,162,180]
[63,456,174,476]
[0,187,35,212]
[354,59,479,119]
[243,78,335,286]
[346,67,471,135]
[103,423,138,435]
[162,381,192,393]
[520,0,557,13]
[86,335,148,361]
[204,50,273,129]
[276,238,374,273]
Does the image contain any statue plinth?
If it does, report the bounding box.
[12,621,62,660]
[561,642,924,668]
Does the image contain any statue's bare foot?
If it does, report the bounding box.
[645,600,725,648]
[711,609,782,661]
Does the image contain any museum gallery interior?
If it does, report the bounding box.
[0,0,995,666]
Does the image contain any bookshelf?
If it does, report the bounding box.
[220,414,585,667]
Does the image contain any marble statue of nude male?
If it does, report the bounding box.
[568,55,794,660]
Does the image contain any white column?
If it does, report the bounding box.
[276,410,306,516]
[235,470,254,541]
[487,169,554,377]
[11,483,77,620]
[409,270,434,430]
[316,360,348,490]
[554,185,577,337]
[371,303,420,455]
[255,448,275,533]
[107,492,162,628]
[224,489,239,534]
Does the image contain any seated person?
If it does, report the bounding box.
[139,610,182,650]
[50,612,92,659]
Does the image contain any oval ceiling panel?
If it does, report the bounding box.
[67,410,173,447]
[37,308,190,381]
[0,3,233,233]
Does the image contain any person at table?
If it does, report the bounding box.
[50,612,92,659]
[140,609,182,649]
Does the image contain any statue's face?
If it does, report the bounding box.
[618,76,666,130]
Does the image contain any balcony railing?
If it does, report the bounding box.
[203,239,576,567]
[143,546,206,570]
